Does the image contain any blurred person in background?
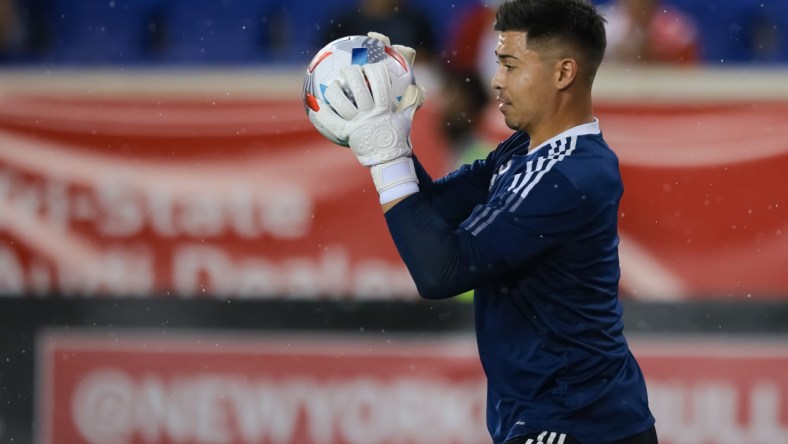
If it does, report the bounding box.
[436,68,495,303]
[308,0,658,441]
[322,0,436,64]
[437,68,493,171]
[601,0,699,64]
[439,3,499,303]
[0,0,24,61]
[438,1,500,173]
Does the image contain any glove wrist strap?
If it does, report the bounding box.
[370,158,419,204]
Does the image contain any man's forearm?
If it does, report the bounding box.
[384,193,507,299]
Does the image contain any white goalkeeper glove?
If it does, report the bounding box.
[312,62,423,164]
[307,32,418,148]
[309,61,425,203]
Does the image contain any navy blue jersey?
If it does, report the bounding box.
[385,120,654,443]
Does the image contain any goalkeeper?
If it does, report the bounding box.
[309,0,657,442]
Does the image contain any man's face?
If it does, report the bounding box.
[491,31,554,132]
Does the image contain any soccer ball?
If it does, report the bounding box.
[303,35,416,146]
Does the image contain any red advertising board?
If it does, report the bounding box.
[1,73,787,300]
[37,331,788,444]
[634,340,788,443]
[36,332,488,444]
[0,94,440,299]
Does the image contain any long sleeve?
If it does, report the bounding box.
[412,154,494,229]
[385,167,586,299]
[384,192,510,299]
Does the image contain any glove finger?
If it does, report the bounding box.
[392,44,417,67]
[363,62,393,109]
[323,79,358,120]
[367,31,391,45]
[339,65,374,112]
[309,99,349,144]
[395,84,425,116]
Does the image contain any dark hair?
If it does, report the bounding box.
[494,0,607,75]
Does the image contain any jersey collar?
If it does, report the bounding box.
[528,118,600,155]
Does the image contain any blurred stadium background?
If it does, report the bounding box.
[1,0,787,443]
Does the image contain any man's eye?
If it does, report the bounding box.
[495,60,513,71]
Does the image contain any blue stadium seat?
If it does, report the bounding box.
[23,0,507,66]
[287,0,366,64]
[757,0,788,62]
[671,0,760,63]
[160,0,285,64]
[288,0,479,65]
[413,0,479,46]
[38,0,787,66]
[37,0,164,64]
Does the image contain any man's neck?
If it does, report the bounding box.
[527,101,594,152]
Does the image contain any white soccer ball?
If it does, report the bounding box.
[303,35,416,147]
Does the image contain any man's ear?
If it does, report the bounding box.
[555,58,578,90]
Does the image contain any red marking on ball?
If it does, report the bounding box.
[305,92,320,111]
[308,51,333,73]
[385,46,409,72]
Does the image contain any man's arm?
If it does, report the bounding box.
[384,170,584,299]
[384,193,510,298]
[409,155,495,228]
